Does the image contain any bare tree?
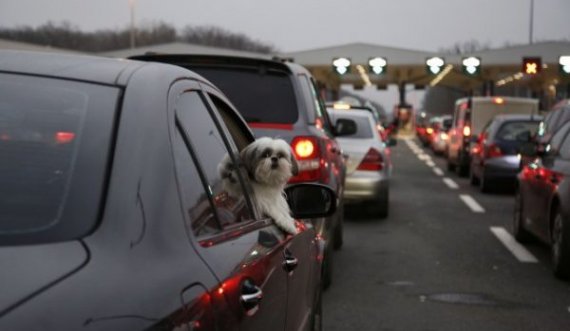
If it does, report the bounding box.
[180,25,276,54]
[438,39,491,54]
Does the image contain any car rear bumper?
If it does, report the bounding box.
[343,171,389,202]
[484,155,520,180]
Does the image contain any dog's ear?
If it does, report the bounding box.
[289,150,299,176]
[240,143,258,179]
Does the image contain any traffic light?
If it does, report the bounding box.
[368,57,387,75]
[522,57,541,75]
[560,56,570,75]
[462,57,481,76]
[426,57,445,75]
[332,57,351,75]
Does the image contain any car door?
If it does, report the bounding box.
[170,82,292,331]
[530,122,570,240]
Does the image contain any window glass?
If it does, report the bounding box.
[549,121,570,153]
[175,92,253,234]
[0,74,117,237]
[333,113,374,138]
[191,67,298,124]
[496,121,540,142]
[310,78,335,134]
[173,126,221,237]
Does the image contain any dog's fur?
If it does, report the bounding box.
[219,137,299,234]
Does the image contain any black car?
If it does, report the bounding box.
[469,114,542,192]
[0,50,335,330]
[130,54,350,288]
[514,120,570,279]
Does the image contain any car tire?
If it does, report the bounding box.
[333,201,344,250]
[469,167,480,186]
[447,159,456,172]
[551,208,570,279]
[513,189,533,243]
[480,170,492,193]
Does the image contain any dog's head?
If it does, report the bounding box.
[217,153,243,198]
[240,137,299,187]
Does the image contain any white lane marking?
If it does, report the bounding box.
[433,167,444,176]
[417,154,431,161]
[459,194,485,213]
[490,227,539,263]
[443,177,459,189]
[426,160,436,167]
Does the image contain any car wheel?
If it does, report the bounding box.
[333,201,344,250]
[551,209,570,279]
[469,167,480,186]
[512,189,533,243]
[367,188,389,219]
[447,158,456,172]
[480,170,492,193]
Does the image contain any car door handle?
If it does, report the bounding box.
[282,248,298,273]
[240,279,263,316]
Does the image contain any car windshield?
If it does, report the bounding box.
[496,120,540,142]
[0,73,118,238]
[192,67,299,124]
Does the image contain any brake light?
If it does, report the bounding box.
[485,143,503,158]
[426,127,434,135]
[357,148,384,171]
[290,136,328,183]
[463,126,471,137]
[55,131,75,144]
[440,132,449,140]
[493,97,505,105]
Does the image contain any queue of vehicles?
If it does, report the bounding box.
[420,96,570,281]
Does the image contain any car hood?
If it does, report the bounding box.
[0,241,88,316]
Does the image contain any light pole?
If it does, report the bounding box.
[129,0,136,49]
[529,0,534,44]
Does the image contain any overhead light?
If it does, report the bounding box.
[426,57,445,75]
[332,57,351,75]
[368,57,387,75]
[560,55,570,74]
[462,57,481,76]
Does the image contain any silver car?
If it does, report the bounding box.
[328,108,394,218]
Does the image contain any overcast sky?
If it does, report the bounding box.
[1,0,569,52]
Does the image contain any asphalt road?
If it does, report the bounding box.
[323,137,570,331]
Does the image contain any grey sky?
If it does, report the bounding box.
[1,0,569,52]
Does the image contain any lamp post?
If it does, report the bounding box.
[129,0,136,49]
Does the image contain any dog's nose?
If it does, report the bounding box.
[271,156,278,163]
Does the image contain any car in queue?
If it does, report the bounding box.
[129,53,352,289]
[514,120,570,280]
[447,96,539,176]
[327,108,394,218]
[469,114,542,192]
[430,115,452,156]
[0,50,336,331]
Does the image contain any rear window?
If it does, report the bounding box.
[496,121,540,142]
[0,73,118,244]
[192,67,299,124]
[442,118,452,130]
[334,114,373,139]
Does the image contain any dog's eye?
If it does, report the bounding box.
[262,150,272,158]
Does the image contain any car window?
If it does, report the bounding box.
[495,121,540,142]
[310,77,335,135]
[191,67,298,124]
[335,114,374,139]
[559,133,570,160]
[548,121,570,154]
[0,73,117,242]
[174,92,254,234]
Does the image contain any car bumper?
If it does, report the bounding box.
[484,155,520,180]
[343,170,389,202]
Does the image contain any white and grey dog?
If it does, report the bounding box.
[219,137,299,234]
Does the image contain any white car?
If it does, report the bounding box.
[327,108,394,218]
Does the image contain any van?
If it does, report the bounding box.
[447,96,539,175]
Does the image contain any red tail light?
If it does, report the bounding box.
[357,148,384,171]
[485,143,503,158]
[289,136,328,183]
[55,131,75,144]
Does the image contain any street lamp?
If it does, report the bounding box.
[368,57,387,75]
[426,57,445,75]
[332,57,351,75]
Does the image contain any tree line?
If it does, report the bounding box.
[0,21,277,54]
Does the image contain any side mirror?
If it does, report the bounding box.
[386,137,397,147]
[285,183,337,219]
[334,118,357,137]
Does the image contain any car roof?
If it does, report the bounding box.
[0,50,206,86]
[328,108,374,120]
[492,114,543,122]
